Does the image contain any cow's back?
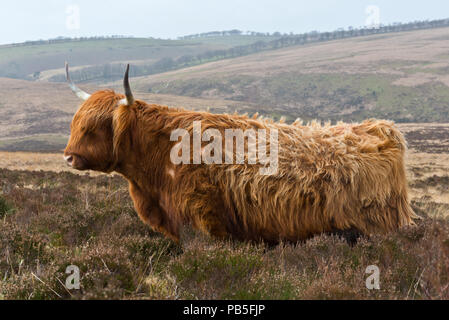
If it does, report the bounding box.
[206,119,415,242]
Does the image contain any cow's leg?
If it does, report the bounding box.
[183,190,229,239]
[128,182,180,243]
[194,209,229,239]
[329,227,363,245]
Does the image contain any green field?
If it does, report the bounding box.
[142,72,449,123]
[0,35,280,79]
[0,134,68,152]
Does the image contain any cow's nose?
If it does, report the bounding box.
[64,155,73,166]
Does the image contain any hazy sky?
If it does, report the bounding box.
[1,0,448,44]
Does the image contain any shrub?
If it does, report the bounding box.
[0,195,14,218]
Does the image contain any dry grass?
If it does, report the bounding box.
[0,168,447,300]
[0,152,91,174]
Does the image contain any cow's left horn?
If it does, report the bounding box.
[122,64,134,106]
[65,62,91,101]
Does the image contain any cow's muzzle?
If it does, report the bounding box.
[63,153,88,170]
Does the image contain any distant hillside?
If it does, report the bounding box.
[0,35,280,80]
[3,18,448,83]
[127,27,449,123]
[0,78,269,152]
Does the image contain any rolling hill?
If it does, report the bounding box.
[124,27,449,123]
[0,35,280,80]
[1,27,449,152]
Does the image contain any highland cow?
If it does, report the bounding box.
[63,63,416,243]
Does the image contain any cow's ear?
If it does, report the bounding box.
[112,104,135,158]
[118,64,134,106]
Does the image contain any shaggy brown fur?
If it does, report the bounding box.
[64,90,417,243]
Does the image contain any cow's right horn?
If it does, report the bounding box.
[65,62,91,101]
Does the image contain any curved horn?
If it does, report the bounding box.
[122,64,134,106]
[65,62,91,101]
